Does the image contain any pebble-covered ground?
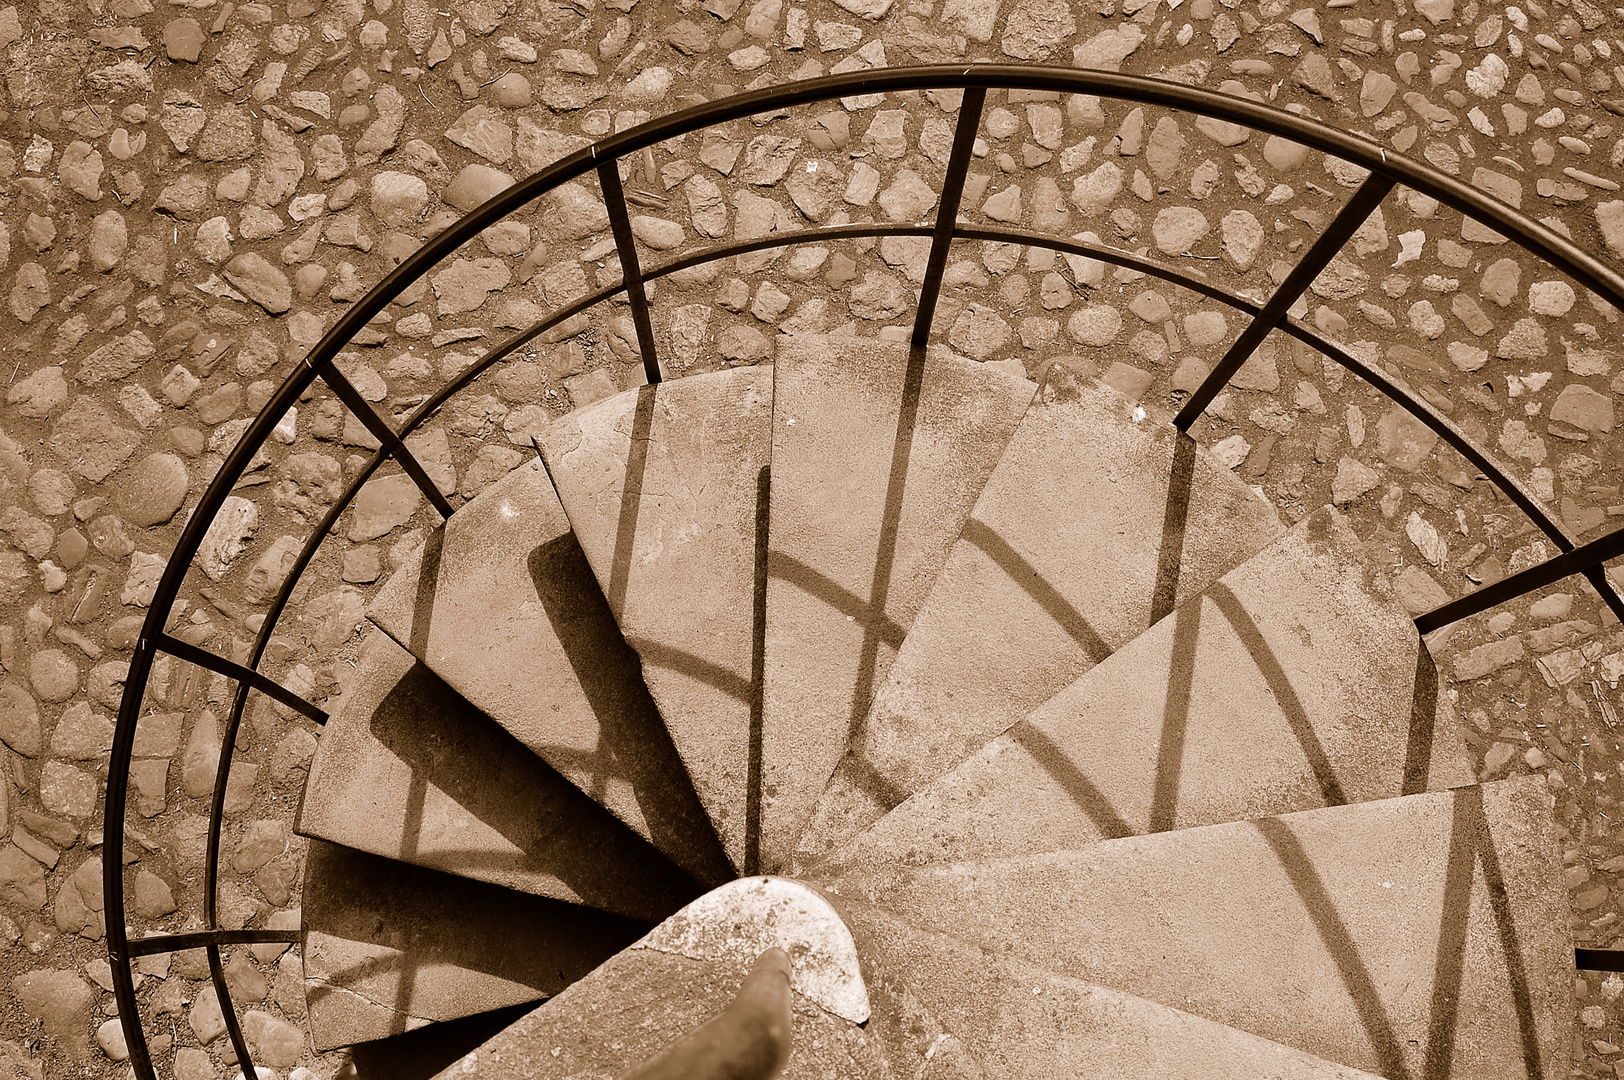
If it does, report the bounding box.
[2,0,1624,1076]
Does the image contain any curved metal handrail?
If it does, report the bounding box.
[104,65,1624,1080]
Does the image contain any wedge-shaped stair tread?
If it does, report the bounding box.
[833,777,1571,1080]
[430,878,908,1080]
[302,841,646,1050]
[761,334,1032,870]
[838,900,1388,1079]
[829,505,1474,873]
[366,458,729,887]
[539,367,772,873]
[799,382,1285,867]
[297,629,701,922]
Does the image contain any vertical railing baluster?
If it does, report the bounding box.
[598,157,663,385]
[202,667,259,1080]
[911,86,988,349]
[320,365,457,519]
[1173,171,1396,431]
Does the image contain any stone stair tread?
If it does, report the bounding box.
[795,381,1286,869]
[297,629,702,923]
[366,458,730,888]
[828,777,1571,1080]
[538,367,773,874]
[302,841,647,1051]
[427,878,893,1080]
[761,334,1032,871]
[837,899,1390,1080]
[825,504,1475,875]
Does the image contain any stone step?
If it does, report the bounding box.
[759,334,1032,871]
[829,777,1571,1080]
[794,381,1286,869]
[366,458,731,889]
[824,505,1475,875]
[301,841,647,1050]
[836,899,1389,1080]
[428,878,910,1080]
[538,368,773,874]
[297,629,703,923]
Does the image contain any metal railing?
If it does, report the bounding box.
[102,65,1624,1079]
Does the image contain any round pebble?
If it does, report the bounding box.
[490,72,533,108]
[116,453,189,527]
[1527,280,1576,317]
[1151,206,1209,255]
[1067,304,1123,347]
[29,650,79,703]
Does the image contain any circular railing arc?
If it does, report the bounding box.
[102,65,1624,1080]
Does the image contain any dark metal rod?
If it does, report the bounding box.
[911,86,987,349]
[1416,524,1624,634]
[320,364,456,519]
[106,662,158,1078]
[206,943,258,1078]
[1577,948,1624,971]
[157,633,328,725]
[1175,172,1397,430]
[597,157,662,385]
[1582,565,1624,627]
[127,929,302,956]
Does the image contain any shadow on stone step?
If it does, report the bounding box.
[342,1001,535,1080]
[303,841,650,1048]
[526,529,734,884]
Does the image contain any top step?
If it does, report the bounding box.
[366,458,731,888]
[759,334,1032,871]
[796,379,1285,868]
[831,777,1572,1080]
[836,898,1391,1080]
[538,367,773,874]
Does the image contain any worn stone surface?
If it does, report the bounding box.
[301,840,647,1050]
[0,0,1612,1071]
[840,900,1392,1080]
[13,969,94,1061]
[115,453,188,527]
[761,335,1031,871]
[298,630,702,921]
[424,943,884,1080]
[364,461,731,888]
[222,252,293,314]
[636,877,869,1022]
[830,507,1473,874]
[539,369,773,873]
[795,377,1284,869]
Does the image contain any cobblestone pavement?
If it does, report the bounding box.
[3,0,1624,1076]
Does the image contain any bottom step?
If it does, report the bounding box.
[297,630,704,923]
[301,842,648,1049]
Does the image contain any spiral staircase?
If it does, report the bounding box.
[102,67,1624,1080]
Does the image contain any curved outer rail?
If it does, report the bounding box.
[104,65,1624,1080]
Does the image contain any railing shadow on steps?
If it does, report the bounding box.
[101,64,1624,1080]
